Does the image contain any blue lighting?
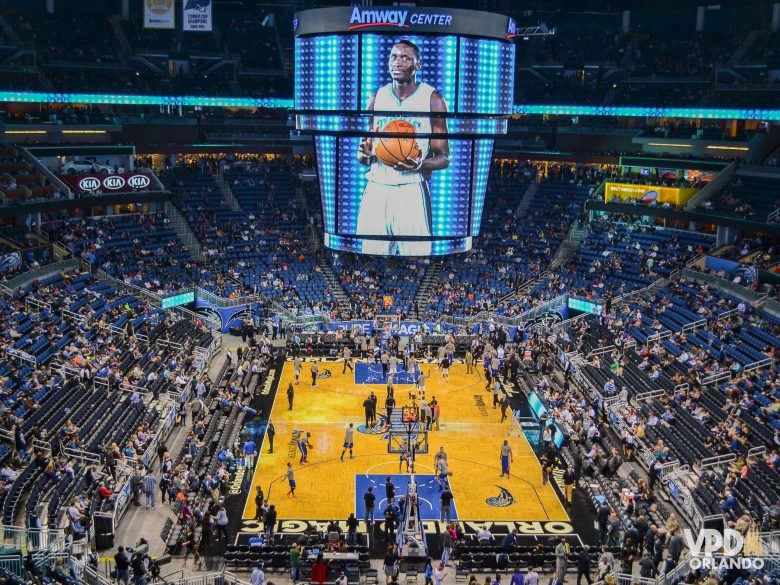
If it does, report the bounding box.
[0,91,778,121]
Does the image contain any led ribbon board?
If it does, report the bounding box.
[294,7,516,256]
[161,291,195,309]
[567,297,603,315]
[0,93,776,121]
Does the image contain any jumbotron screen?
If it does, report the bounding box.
[294,7,516,256]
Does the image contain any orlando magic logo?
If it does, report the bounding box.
[0,252,21,274]
[357,415,388,435]
[735,265,757,284]
[486,486,514,508]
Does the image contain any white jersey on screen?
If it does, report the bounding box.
[357,82,440,254]
[366,82,436,186]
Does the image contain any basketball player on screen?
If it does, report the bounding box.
[356,40,450,256]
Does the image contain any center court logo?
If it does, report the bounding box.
[357,415,388,435]
[486,486,514,508]
[318,368,332,380]
[683,526,764,570]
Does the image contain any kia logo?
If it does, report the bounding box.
[103,176,126,190]
[78,177,100,191]
[127,175,151,189]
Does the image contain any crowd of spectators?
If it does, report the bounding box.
[169,162,340,317]
[0,146,62,206]
[0,266,214,541]
[47,212,201,296]
[559,275,779,523]
[698,175,780,221]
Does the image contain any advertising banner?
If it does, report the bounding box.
[183,0,213,31]
[61,173,154,193]
[144,0,175,29]
[604,182,698,207]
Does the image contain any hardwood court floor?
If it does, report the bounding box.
[242,360,569,523]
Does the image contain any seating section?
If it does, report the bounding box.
[47,213,199,295]
[698,175,780,222]
[429,178,591,319]
[559,218,714,300]
[0,145,61,205]
[335,254,426,318]
[172,166,338,316]
[567,277,779,521]
[0,2,777,106]
[0,269,209,532]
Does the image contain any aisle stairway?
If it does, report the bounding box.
[412,260,442,319]
[316,256,352,316]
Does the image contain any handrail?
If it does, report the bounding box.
[717,307,740,322]
[662,464,691,483]
[647,329,672,343]
[26,297,51,312]
[588,344,616,357]
[701,371,731,386]
[745,357,772,372]
[614,573,655,585]
[97,269,163,304]
[6,347,36,365]
[700,453,737,469]
[63,447,102,467]
[0,258,80,292]
[636,388,665,401]
[683,267,767,306]
[682,318,707,332]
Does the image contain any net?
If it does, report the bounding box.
[387,428,428,454]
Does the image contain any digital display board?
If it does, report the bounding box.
[604,182,699,207]
[295,7,515,256]
[528,391,565,449]
[567,297,603,316]
[161,291,195,309]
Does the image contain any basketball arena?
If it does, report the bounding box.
[0,2,778,585]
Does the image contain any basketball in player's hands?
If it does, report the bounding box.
[448,471,454,476]
[375,120,420,167]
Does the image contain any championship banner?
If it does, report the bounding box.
[60,173,154,193]
[144,0,175,29]
[604,182,698,207]
[183,0,213,31]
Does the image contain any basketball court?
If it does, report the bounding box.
[241,359,570,528]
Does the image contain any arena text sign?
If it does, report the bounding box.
[348,7,453,29]
[242,519,573,536]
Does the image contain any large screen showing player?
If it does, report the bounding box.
[296,27,515,256]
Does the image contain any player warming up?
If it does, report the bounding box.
[340,423,355,462]
[356,40,450,256]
